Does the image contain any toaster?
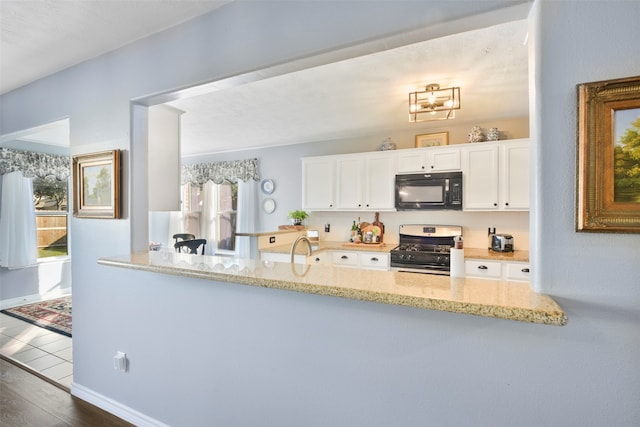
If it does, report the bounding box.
[491,234,514,252]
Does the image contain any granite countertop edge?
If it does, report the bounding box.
[98,252,564,326]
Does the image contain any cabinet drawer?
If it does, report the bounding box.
[358,253,389,270]
[465,260,501,278]
[332,251,359,267]
[505,262,531,282]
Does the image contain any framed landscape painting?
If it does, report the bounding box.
[415,132,449,148]
[577,76,640,233]
[73,150,121,219]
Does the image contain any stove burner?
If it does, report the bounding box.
[393,244,451,253]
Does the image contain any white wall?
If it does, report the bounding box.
[1,1,639,426]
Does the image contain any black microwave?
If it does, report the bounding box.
[395,171,463,210]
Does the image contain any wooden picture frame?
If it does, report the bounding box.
[577,76,640,233]
[73,150,121,219]
[415,132,449,148]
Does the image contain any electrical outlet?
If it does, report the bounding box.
[113,351,128,372]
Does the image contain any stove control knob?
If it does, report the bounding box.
[406,254,413,261]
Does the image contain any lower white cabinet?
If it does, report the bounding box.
[358,252,390,270]
[465,260,502,279]
[331,251,360,268]
[504,262,531,281]
[307,253,331,265]
[330,251,389,270]
[465,259,530,282]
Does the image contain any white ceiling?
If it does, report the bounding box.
[0,1,529,156]
[168,19,529,156]
[0,0,231,95]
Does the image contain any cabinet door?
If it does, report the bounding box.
[336,157,364,209]
[505,262,531,282]
[331,251,359,268]
[429,148,461,171]
[502,141,530,210]
[358,252,389,270]
[302,158,335,210]
[307,253,331,265]
[364,154,396,210]
[462,144,500,210]
[465,260,501,279]
[396,150,427,173]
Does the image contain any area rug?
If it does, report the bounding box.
[1,296,72,337]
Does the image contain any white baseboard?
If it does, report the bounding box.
[72,383,170,427]
[0,289,71,310]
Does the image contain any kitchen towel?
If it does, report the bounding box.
[450,248,465,278]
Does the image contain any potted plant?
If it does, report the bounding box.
[288,210,309,226]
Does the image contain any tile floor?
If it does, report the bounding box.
[0,312,73,388]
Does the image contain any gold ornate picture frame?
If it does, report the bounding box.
[577,76,640,233]
[73,150,121,219]
[415,132,449,148]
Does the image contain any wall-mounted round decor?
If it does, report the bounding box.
[262,198,276,214]
[261,179,275,194]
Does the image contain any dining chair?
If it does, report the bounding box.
[174,239,207,255]
[172,233,195,244]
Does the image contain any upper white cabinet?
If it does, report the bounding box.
[461,139,530,211]
[302,157,336,210]
[304,151,395,212]
[501,140,530,210]
[396,146,461,173]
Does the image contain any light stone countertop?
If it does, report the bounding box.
[98,251,565,326]
[262,240,530,261]
[262,241,395,255]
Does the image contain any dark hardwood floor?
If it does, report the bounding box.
[0,357,134,427]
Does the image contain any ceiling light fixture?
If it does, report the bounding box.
[409,83,461,122]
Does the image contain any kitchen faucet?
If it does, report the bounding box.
[290,235,313,263]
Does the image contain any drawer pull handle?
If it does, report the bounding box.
[371,257,379,262]
[315,257,320,262]
[521,268,530,273]
[341,255,349,260]
[478,265,488,270]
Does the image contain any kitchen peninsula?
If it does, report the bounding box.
[98,251,567,326]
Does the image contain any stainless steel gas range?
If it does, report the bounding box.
[390,224,462,275]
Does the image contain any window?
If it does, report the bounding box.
[33,176,68,258]
[183,181,237,253]
[216,182,237,252]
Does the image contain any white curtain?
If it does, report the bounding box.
[200,180,218,255]
[0,171,38,269]
[235,179,258,258]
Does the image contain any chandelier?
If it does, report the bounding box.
[409,83,461,122]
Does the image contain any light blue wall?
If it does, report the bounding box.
[1,1,639,426]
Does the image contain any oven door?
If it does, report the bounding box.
[390,264,450,276]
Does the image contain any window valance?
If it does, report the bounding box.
[0,148,70,181]
[181,158,260,185]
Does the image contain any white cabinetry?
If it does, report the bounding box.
[302,157,335,210]
[331,251,359,268]
[331,250,389,270]
[304,151,395,212]
[465,259,530,282]
[504,262,531,282]
[358,252,390,270]
[461,139,529,211]
[397,146,461,173]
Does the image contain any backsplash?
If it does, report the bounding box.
[306,210,530,251]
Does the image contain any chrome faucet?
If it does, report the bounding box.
[290,235,312,263]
